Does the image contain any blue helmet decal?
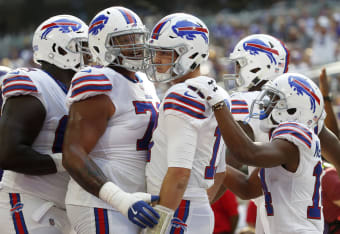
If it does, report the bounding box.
[89,14,109,36]
[171,20,208,44]
[41,19,82,39]
[243,39,279,64]
[288,75,320,113]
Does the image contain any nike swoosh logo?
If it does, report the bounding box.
[82,68,92,73]
[131,207,138,215]
[184,91,196,98]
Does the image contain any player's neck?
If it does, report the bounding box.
[41,63,74,89]
[171,68,201,85]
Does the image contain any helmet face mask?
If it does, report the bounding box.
[224,34,290,91]
[145,13,209,83]
[88,7,148,71]
[32,15,89,72]
[250,73,324,132]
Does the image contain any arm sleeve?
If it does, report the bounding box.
[165,114,198,169]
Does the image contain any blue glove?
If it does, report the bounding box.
[128,200,160,228]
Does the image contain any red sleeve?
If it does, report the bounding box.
[322,168,340,201]
[246,200,257,226]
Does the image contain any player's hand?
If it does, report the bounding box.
[128,200,160,228]
[127,193,160,228]
[319,68,330,96]
[185,76,230,107]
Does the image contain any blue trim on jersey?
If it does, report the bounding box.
[272,129,311,148]
[71,84,112,97]
[231,108,249,114]
[259,169,274,216]
[3,76,32,86]
[164,102,206,119]
[72,75,109,86]
[278,122,312,139]
[166,92,205,111]
[3,84,37,94]
[231,100,247,106]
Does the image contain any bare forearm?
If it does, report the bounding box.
[224,165,262,200]
[0,145,57,175]
[63,145,108,197]
[214,106,257,164]
[324,102,339,138]
[159,172,189,210]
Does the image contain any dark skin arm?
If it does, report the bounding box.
[223,165,262,200]
[0,95,58,175]
[62,95,115,197]
[319,68,339,137]
[207,171,226,204]
[319,126,340,176]
[212,120,257,202]
[214,103,299,171]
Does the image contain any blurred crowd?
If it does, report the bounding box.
[1,0,340,113]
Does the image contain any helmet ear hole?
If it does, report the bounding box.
[93,46,100,54]
[58,46,67,56]
[287,108,296,115]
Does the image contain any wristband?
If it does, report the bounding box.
[212,100,226,111]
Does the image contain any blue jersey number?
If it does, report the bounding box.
[133,101,159,151]
[307,161,322,219]
[52,115,68,153]
[204,127,222,179]
[260,168,274,216]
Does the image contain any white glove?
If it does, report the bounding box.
[99,182,159,228]
[185,76,230,107]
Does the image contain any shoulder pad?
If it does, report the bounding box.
[163,88,206,119]
[2,69,38,98]
[271,122,313,149]
[68,67,112,103]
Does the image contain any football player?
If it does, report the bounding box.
[187,73,325,233]
[0,15,89,234]
[144,13,227,234]
[62,6,160,234]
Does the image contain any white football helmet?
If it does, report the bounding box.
[146,13,209,83]
[225,34,290,91]
[250,73,324,133]
[32,15,90,72]
[88,6,148,71]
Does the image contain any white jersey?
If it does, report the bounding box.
[146,77,226,201]
[0,68,70,208]
[260,122,324,234]
[65,66,160,210]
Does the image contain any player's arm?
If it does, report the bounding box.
[62,94,113,196]
[0,95,59,175]
[63,94,159,228]
[186,77,299,170]
[207,171,225,203]
[319,126,340,175]
[319,68,339,137]
[223,165,262,200]
[158,114,197,210]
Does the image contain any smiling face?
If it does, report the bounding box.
[109,33,146,59]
